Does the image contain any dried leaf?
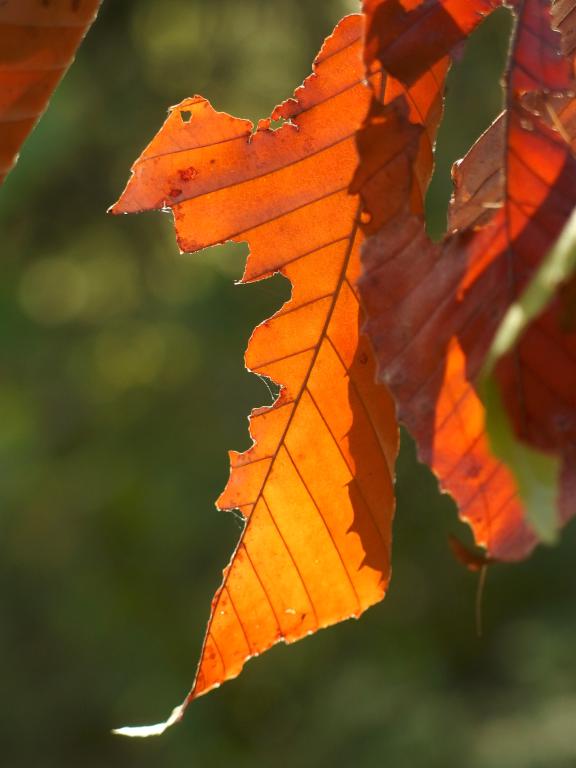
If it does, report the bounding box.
[552,0,576,60]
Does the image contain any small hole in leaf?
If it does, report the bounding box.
[180,110,192,123]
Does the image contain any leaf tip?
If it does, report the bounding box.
[112,702,185,738]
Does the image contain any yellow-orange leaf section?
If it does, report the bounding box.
[0,0,101,183]
[112,14,398,721]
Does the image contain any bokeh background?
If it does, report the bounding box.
[2,2,576,766]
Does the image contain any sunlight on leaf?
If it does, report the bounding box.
[0,0,101,183]
[112,14,398,731]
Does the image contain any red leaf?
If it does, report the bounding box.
[0,0,101,184]
[360,0,576,560]
[364,0,498,85]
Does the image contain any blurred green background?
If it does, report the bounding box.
[1,2,576,766]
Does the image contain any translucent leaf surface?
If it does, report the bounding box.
[112,14,399,732]
[360,0,576,559]
[0,0,101,183]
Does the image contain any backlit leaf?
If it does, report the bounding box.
[360,0,576,560]
[111,14,398,733]
[0,0,101,184]
[363,0,498,86]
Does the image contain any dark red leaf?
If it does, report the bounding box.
[360,0,576,560]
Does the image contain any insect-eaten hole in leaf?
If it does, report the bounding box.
[180,110,192,123]
[240,269,291,405]
[252,116,295,136]
[425,6,513,241]
[255,372,282,406]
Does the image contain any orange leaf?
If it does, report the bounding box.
[360,0,576,560]
[111,14,398,729]
[0,0,101,184]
